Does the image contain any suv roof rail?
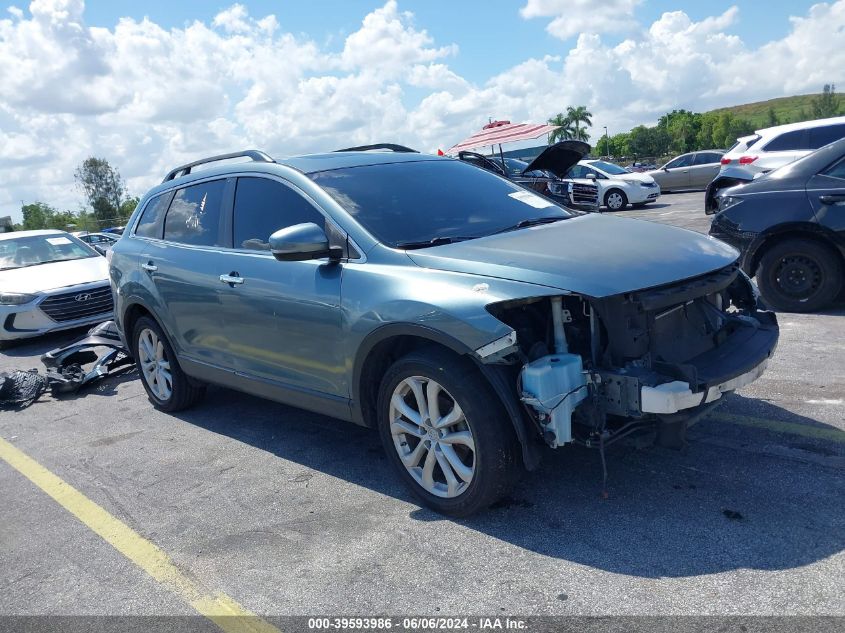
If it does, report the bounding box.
[162,150,275,183]
[335,143,419,153]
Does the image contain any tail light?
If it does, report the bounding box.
[720,157,731,165]
[738,155,758,165]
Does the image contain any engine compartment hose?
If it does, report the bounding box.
[551,296,568,354]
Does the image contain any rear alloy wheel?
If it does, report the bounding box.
[132,316,205,412]
[378,348,518,516]
[756,238,842,312]
[604,189,628,211]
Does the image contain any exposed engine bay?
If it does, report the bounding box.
[482,263,779,452]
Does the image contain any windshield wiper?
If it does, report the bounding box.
[395,236,475,250]
[493,216,566,235]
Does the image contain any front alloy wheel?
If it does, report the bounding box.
[377,348,519,516]
[389,376,476,498]
[604,189,628,210]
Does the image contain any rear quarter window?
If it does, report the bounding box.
[763,129,809,152]
[808,124,845,150]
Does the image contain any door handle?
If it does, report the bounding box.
[219,273,244,285]
[141,262,158,272]
[819,194,845,205]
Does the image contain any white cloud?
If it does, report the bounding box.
[1,0,845,221]
[520,0,642,39]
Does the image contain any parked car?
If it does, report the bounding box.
[457,141,600,211]
[647,150,724,191]
[0,230,113,346]
[720,116,845,175]
[566,160,661,210]
[111,148,778,516]
[75,231,119,255]
[710,137,845,312]
[628,161,656,173]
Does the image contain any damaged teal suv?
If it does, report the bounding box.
[110,147,778,516]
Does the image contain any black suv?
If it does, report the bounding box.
[709,137,845,311]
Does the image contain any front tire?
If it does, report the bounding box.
[756,238,842,312]
[377,348,519,517]
[604,189,628,211]
[132,316,205,412]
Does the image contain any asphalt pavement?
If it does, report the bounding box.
[1,192,843,627]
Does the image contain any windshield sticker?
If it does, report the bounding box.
[46,237,72,245]
[508,191,555,209]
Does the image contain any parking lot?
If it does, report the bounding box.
[1,192,843,624]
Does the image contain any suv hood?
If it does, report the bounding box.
[0,256,108,294]
[523,141,590,179]
[406,215,738,298]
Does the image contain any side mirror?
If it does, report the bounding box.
[586,172,597,180]
[663,166,670,171]
[269,223,342,262]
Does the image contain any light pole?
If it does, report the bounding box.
[603,126,609,158]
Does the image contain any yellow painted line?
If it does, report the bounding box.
[0,436,280,633]
[710,412,845,444]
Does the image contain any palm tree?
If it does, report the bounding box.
[565,105,593,142]
[547,112,575,144]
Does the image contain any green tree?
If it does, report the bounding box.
[547,112,574,143]
[607,132,631,157]
[565,105,592,142]
[119,197,139,223]
[74,157,127,229]
[765,107,779,127]
[811,84,841,118]
[21,202,56,230]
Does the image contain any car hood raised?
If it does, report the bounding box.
[523,141,590,179]
[406,215,738,298]
[0,256,109,294]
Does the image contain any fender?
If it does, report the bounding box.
[745,221,844,275]
[351,322,542,470]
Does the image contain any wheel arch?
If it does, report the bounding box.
[746,224,845,277]
[352,324,542,471]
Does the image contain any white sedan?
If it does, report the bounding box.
[0,230,113,346]
[567,160,661,210]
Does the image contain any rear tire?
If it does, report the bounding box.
[756,238,842,312]
[604,189,628,211]
[377,348,519,517]
[131,316,205,412]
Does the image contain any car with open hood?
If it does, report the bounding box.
[458,140,599,211]
[0,230,113,346]
[110,147,778,516]
[710,137,845,312]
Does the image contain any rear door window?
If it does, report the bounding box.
[232,177,326,251]
[763,129,809,152]
[693,152,721,165]
[163,180,226,246]
[134,192,173,239]
[808,124,845,150]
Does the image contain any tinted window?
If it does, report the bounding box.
[822,157,845,180]
[163,180,226,246]
[310,159,573,248]
[808,124,845,150]
[763,129,809,152]
[666,155,693,169]
[566,165,587,178]
[693,152,721,165]
[135,193,171,239]
[233,177,325,251]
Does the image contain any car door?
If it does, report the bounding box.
[216,175,346,399]
[807,154,845,235]
[690,152,722,189]
[142,177,236,369]
[760,129,810,171]
[659,154,692,190]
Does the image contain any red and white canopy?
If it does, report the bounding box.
[445,120,560,155]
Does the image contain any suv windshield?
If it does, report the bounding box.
[0,234,96,271]
[590,160,629,175]
[309,159,573,248]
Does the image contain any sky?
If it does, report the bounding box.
[1,0,843,222]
